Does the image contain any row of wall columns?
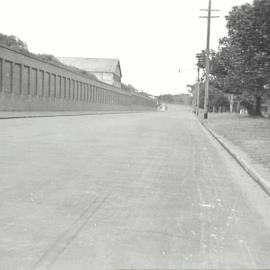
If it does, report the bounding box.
[0,57,131,106]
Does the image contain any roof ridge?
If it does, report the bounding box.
[57,57,121,75]
[58,57,119,60]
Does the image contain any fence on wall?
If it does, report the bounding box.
[0,45,157,112]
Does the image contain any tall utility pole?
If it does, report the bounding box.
[196,67,200,115]
[200,0,219,119]
[196,52,204,115]
[192,88,196,113]
[204,0,211,119]
[194,84,198,114]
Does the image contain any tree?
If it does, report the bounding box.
[196,49,215,74]
[198,82,229,111]
[211,0,270,116]
[187,82,229,111]
[0,33,28,52]
[157,93,192,105]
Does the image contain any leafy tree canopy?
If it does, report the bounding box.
[0,33,99,82]
[158,93,192,105]
[210,0,270,115]
[0,33,28,51]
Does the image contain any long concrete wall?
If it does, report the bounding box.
[0,45,156,112]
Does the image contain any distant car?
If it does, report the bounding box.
[158,103,168,111]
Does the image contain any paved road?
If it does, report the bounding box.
[1,106,270,270]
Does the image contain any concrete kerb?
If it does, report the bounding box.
[0,110,157,120]
[197,117,270,198]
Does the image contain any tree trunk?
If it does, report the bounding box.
[236,101,240,113]
[229,95,234,113]
[255,96,262,116]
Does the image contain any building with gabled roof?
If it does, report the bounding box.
[57,57,122,88]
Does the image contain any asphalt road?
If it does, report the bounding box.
[1,105,270,270]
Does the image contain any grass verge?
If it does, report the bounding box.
[200,112,270,171]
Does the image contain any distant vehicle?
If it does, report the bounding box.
[158,103,168,111]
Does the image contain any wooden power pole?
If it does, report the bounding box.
[196,67,200,115]
[200,0,219,119]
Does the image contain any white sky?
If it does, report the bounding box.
[1,0,252,95]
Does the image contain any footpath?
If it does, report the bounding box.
[199,112,270,196]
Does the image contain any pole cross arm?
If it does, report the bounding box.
[200,9,220,11]
[200,16,220,18]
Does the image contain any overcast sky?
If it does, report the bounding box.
[1,0,252,95]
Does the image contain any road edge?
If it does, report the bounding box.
[198,119,270,197]
[0,110,157,120]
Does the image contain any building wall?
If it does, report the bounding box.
[114,64,122,88]
[115,63,121,77]
[0,45,156,112]
[92,72,121,88]
[92,72,115,86]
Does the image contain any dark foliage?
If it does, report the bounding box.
[158,94,192,105]
[0,33,28,52]
[210,0,270,116]
[0,33,98,82]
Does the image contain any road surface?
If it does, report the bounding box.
[1,105,270,269]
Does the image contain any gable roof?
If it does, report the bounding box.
[57,57,122,77]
